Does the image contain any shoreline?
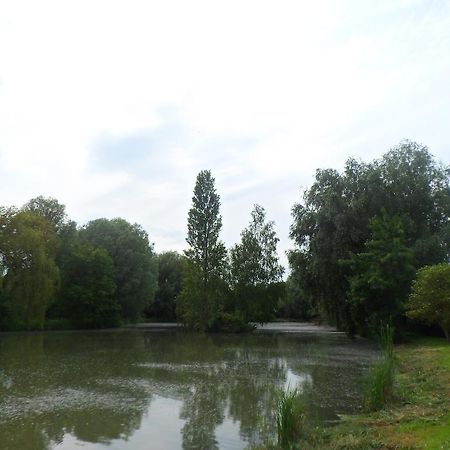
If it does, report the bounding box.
[298,337,450,450]
[0,321,343,335]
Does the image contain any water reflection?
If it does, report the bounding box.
[0,329,377,450]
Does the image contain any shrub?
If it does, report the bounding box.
[407,263,450,343]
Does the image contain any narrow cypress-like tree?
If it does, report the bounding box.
[177,170,226,330]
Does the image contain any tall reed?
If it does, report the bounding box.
[379,322,394,359]
[363,324,395,412]
[276,387,304,448]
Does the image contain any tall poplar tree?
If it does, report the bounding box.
[177,170,226,330]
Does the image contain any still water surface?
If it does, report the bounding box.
[0,325,377,450]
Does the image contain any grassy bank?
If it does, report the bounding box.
[296,337,450,450]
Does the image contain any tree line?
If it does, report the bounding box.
[177,170,284,331]
[287,140,450,338]
[0,199,161,330]
[1,139,449,336]
[177,140,450,338]
[0,175,284,331]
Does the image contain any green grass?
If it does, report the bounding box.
[394,413,450,450]
[252,336,449,449]
[413,336,450,370]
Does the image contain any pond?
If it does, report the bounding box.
[0,324,378,450]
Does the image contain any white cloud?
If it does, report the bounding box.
[0,0,449,270]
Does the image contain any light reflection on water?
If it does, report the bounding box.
[0,327,378,450]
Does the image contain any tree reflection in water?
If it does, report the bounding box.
[0,329,377,450]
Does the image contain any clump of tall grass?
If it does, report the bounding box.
[276,387,304,448]
[379,322,394,359]
[363,324,395,412]
[362,356,394,412]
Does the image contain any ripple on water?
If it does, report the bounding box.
[0,327,379,450]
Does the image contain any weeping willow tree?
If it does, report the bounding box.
[0,210,60,330]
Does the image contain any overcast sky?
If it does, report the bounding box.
[1,0,449,270]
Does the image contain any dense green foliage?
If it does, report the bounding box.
[344,211,415,332]
[23,196,71,234]
[407,263,450,342]
[289,141,450,334]
[80,218,158,321]
[0,199,158,331]
[58,242,119,328]
[0,210,60,330]
[177,261,230,330]
[146,251,184,321]
[278,274,312,321]
[0,182,283,331]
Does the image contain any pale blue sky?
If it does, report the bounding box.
[0,0,449,269]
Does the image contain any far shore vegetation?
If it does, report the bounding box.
[1,140,449,340]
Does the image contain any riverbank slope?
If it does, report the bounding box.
[302,337,450,450]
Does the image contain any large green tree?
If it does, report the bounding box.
[81,218,158,321]
[0,210,60,330]
[377,142,450,266]
[0,207,16,329]
[289,141,450,332]
[344,211,415,333]
[177,170,227,330]
[58,242,119,328]
[230,204,284,323]
[230,205,284,286]
[288,167,355,328]
[23,196,70,234]
[22,195,78,280]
